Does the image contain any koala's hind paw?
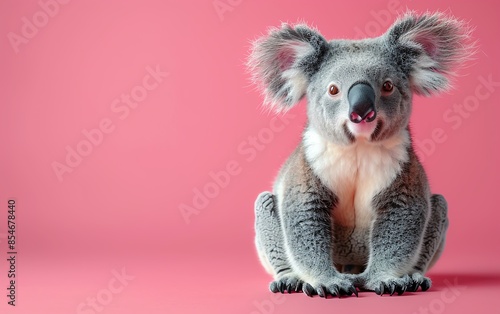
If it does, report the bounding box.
[270,275,303,294]
[303,277,358,298]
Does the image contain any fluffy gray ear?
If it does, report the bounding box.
[386,12,474,96]
[248,23,329,111]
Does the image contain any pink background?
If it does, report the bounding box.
[1,0,499,313]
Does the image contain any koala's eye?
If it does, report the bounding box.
[382,81,394,93]
[328,84,340,96]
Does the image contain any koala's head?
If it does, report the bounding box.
[248,12,472,145]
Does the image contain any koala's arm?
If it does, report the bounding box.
[359,150,431,294]
[275,145,356,296]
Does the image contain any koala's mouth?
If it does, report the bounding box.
[344,120,384,142]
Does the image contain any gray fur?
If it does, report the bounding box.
[248,23,330,111]
[249,11,472,297]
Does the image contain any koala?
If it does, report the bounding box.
[248,12,472,297]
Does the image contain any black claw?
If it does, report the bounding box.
[350,286,359,297]
[318,286,327,298]
[421,279,431,291]
[303,283,315,297]
[278,282,285,293]
[389,284,396,296]
[379,283,385,296]
[397,284,406,295]
[331,286,340,297]
[295,281,303,292]
[286,284,292,294]
[374,287,381,295]
[408,281,419,292]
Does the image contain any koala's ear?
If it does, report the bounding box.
[385,12,474,96]
[247,23,329,111]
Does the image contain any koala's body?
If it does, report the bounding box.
[249,12,471,297]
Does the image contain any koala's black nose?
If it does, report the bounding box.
[348,83,376,123]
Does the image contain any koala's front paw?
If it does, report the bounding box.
[302,276,358,298]
[269,275,303,294]
[363,273,432,296]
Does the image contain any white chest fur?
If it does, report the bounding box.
[304,127,410,228]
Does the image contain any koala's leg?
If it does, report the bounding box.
[278,177,357,297]
[254,192,304,294]
[406,194,449,292]
[358,194,431,295]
